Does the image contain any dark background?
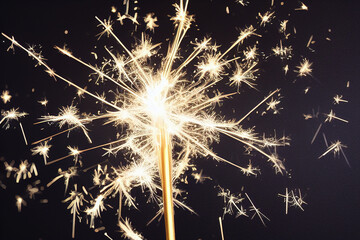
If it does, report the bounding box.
[0,0,359,239]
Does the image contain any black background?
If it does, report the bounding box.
[0,0,359,239]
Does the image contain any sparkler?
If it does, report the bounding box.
[1,1,290,238]
[0,0,352,239]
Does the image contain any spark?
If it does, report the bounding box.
[311,123,323,144]
[303,114,313,120]
[243,45,258,61]
[144,13,159,32]
[191,169,211,183]
[0,108,28,144]
[279,188,307,214]
[241,160,260,176]
[77,87,87,98]
[218,187,248,218]
[229,62,258,90]
[267,152,286,174]
[333,94,348,104]
[0,108,26,123]
[1,90,12,104]
[171,2,194,29]
[278,187,290,214]
[132,33,161,59]
[86,194,106,229]
[63,185,86,238]
[325,109,348,123]
[31,141,52,164]
[93,164,108,186]
[27,183,41,199]
[27,44,47,66]
[258,11,275,27]
[226,6,230,15]
[4,160,17,178]
[117,12,125,25]
[37,105,92,143]
[283,65,289,75]
[100,161,158,211]
[14,160,38,183]
[295,2,308,11]
[245,193,269,226]
[117,11,140,26]
[266,97,282,114]
[272,40,293,60]
[47,167,77,193]
[235,0,249,6]
[296,58,313,77]
[279,20,289,34]
[319,140,350,166]
[94,226,105,232]
[290,189,307,211]
[15,195,27,212]
[127,13,140,25]
[104,232,114,240]
[91,52,98,60]
[196,52,229,79]
[97,17,113,40]
[119,218,144,240]
[38,98,48,106]
[306,35,314,48]
[220,26,260,59]
[67,146,81,164]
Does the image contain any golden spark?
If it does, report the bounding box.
[296,58,313,77]
[258,11,275,27]
[333,94,348,104]
[1,90,12,104]
[144,13,159,32]
[295,2,309,11]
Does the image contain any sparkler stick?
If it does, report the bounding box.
[158,127,176,240]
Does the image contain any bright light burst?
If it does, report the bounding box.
[0,0,351,239]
